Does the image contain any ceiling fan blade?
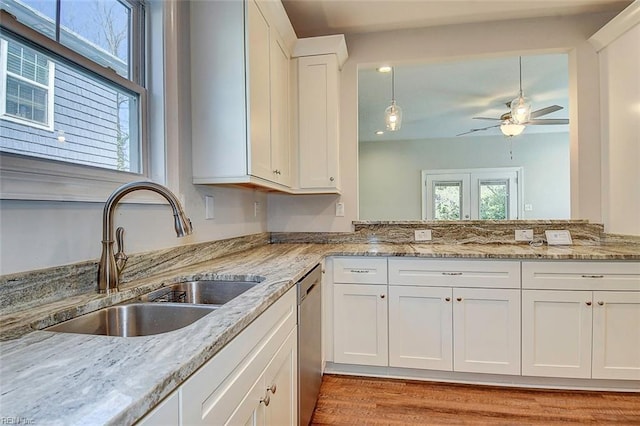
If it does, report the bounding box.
[472,117,502,121]
[530,105,563,119]
[527,118,569,125]
[456,124,500,136]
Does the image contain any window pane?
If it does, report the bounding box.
[60,0,130,78]
[0,0,57,40]
[1,36,141,173]
[433,181,462,220]
[479,180,509,220]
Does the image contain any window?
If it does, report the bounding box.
[0,0,146,178]
[423,168,521,220]
[1,38,54,129]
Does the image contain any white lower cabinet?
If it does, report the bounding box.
[522,289,640,380]
[333,283,388,366]
[388,286,520,375]
[136,390,180,426]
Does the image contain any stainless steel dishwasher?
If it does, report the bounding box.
[297,264,322,426]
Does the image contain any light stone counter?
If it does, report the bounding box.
[1,241,639,425]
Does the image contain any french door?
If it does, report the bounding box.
[422,168,521,220]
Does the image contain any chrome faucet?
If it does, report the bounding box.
[98,181,193,293]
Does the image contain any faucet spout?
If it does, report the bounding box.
[98,181,193,294]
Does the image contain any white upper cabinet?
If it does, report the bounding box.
[190,0,295,191]
[293,36,348,193]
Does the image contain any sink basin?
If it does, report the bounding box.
[139,280,259,306]
[46,303,215,337]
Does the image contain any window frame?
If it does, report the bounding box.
[0,5,161,203]
[0,37,56,130]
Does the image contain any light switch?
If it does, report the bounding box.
[335,202,345,217]
[205,196,214,220]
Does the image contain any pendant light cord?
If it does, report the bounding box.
[391,67,395,102]
[518,56,523,97]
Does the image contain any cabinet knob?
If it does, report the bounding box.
[273,169,281,175]
[597,301,604,306]
[445,297,451,302]
[267,384,277,394]
[456,297,463,302]
[329,177,334,182]
[260,393,271,406]
[586,301,592,306]
[380,294,386,299]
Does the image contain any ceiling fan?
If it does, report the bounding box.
[456,103,569,136]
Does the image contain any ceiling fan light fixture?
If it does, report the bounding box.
[384,67,402,131]
[500,122,525,137]
[510,95,531,124]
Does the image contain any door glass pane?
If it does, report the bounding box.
[479,179,509,220]
[433,181,462,220]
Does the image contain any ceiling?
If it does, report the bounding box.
[282,0,631,141]
[281,0,632,38]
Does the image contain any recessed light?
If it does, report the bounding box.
[377,66,392,73]
[375,130,384,135]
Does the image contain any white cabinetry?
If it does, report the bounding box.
[190,0,295,190]
[522,261,640,380]
[332,257,388,366]
[293,36,348,193]
[388,259,521,375]
[136,391,180,426]
[181,287,297,425]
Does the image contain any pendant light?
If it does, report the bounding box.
[510,56,531,125]
[385,67,402,131]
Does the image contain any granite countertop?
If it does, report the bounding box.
[1,242,639,425]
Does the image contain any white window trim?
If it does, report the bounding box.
[421,167,524,221]
[0,4,170,204]
[0,38,55,131]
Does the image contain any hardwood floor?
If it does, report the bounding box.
[310,375,640,425]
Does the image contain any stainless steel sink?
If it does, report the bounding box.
[46,303,215,337]
[138,280,259,307]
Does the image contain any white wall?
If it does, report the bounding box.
[0,1,267,275]
[359,132,570,220]
[268,13,614,232]
[597,21,640,235]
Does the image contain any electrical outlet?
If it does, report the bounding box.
[335,202,345,217]
[414,229,432,241]
[515,229,534,241]
[524,204,533,212]
[205,196,214,220]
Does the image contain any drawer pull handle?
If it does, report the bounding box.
[267,384,277,394]
[597,301,604,306]
[456,297,463,302]
[442,272,463,276]
[586,301,592,306]
[445,297,451,302]
[350,269,370,274]
[260,393,271,406]
[581,275,604,279]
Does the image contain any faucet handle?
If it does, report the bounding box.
[115,227,128,274]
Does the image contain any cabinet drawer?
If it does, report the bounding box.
[389,258,520,288]
[332,257,387,284]
[522,261,640,290]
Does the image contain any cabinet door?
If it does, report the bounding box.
[388,286,453,370]
[247,0,272,181]
[333,284,388,366]
[522,290,592,378]
[298,54,339,190]
[225,374,266,426]
[453,288,520,375]
[270,34,291,186]
[264,329,297,426]
[592,291,640,380]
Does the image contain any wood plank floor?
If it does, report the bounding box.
[310,375,640,425]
